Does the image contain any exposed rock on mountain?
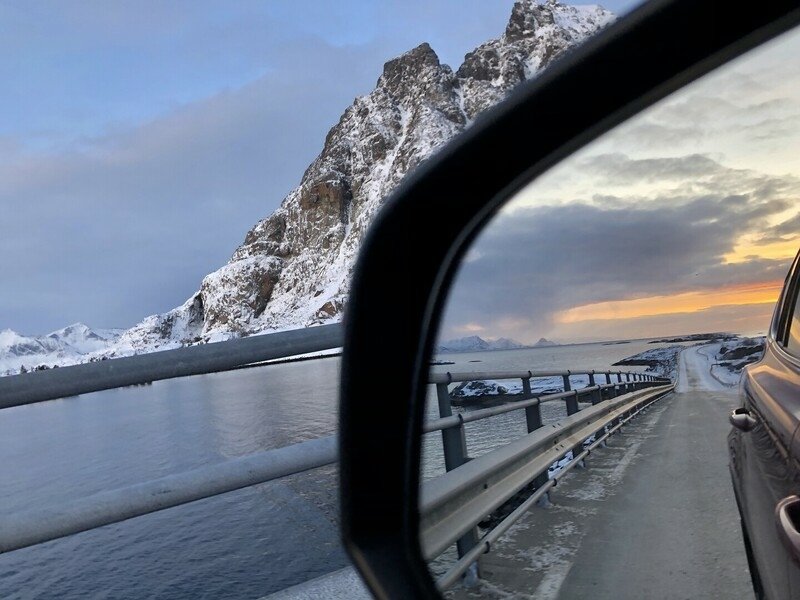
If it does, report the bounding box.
[533,337,559,347]
[101,1,615,356]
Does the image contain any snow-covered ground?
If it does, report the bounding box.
[0,324,122,376]
[675,337,765,392]
[450,373,609,404]
[612,336,764,393]
[612,345,682,381]
[447,334,764,403]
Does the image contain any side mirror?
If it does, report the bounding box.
[730,408,757,432]
[339,1,800,597]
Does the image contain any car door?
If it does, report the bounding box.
[734,266,800,600]
[752,251,800,597]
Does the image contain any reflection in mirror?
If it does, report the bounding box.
[419,24,800,598]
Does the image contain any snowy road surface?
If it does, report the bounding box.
[452,346,751,599]
[676,343,736,393]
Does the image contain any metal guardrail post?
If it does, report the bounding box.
[626,373,635,416]
[562,374,583,462]
[522,376,541,431]
[522,376,549,492]
[606,372,616,398]
[613,373,624,426]
[588,372,601,405]
[436,383,469,471]
[588,373,605,442]
[435,382,479,571]
[562,374,578,415]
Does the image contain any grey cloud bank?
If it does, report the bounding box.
[440,154,799,343]
[1,1,533,334]
[1,39,384,332]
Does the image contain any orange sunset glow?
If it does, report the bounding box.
[725,237,800,264]
[556,280,783,324]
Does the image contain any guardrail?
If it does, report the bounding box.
[0,323,343,409]
[0,324,346,554]
[420,369,673,589]
[0,335,672,594]
[0,435,338,553]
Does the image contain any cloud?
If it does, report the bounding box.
[438,29,800,344]
[439,169,797,343]
[579,153,800,202]
[592,32,800,161]
[553,303,777,343]
[756,211,800,245]
[0,36,388,333]
[0,0,529,334]
[579,153,725,183]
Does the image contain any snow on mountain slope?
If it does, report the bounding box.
[0,324,121,375]
[438,335,528,353]
[14,1,613,368]
[107,0,612,355]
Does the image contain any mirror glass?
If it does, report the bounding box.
[420,24,800,597]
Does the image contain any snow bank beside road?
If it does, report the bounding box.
[695,338,765,387]
[679,345,730,392]
[675,336,765,392]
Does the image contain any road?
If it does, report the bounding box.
[452,346,753,599]
[272,346,753,599]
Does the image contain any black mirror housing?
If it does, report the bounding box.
[339,1,800,597]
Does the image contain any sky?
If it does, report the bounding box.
[0,0,642,335]
[439,28,800,344]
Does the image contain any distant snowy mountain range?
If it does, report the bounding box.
[437,335,559,353]
[4,1,611,375]
[438,335,527,353]
[0,324,122,376]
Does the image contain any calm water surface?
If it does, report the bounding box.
[0,358,343,600]
[0,339,669,598]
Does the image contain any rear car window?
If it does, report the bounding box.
[787,285,800,356]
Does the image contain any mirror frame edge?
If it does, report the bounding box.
[339,1,800,598]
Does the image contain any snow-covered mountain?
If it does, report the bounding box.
[0,324,121,375]
[438,335,528,353]
[108,0,613,357]
[10,1,613,369]
[533,337,559,347]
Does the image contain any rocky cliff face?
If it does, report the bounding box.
[115,0,613,354]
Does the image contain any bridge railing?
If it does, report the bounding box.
[0,323,344,410]
[420,369,673,589]
[0,324,343,554]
